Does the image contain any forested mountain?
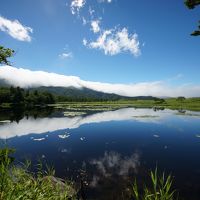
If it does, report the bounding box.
[0,82,157,103]
[29,86,157,101]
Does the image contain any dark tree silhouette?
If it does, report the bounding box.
[185,0,200,9]
[185,0,200,36]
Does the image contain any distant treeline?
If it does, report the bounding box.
[0,86,117,105]
[0,86,174,105]
[0,86,55,106]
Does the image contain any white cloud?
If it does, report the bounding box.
[98,0,112,3]
[0,16,33,42]
[86,27,140,56]
[70,0,86,15]
[59,52,73,59]
[83,38,88,45]
[82,17,87,25]
[0,65,82,88]
[0,65,200,97]
[91,20,101,33]
[89,6,95,17]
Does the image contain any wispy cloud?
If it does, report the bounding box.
[59,52,73,59]
[82,17,87,25]
[85,27,140,56]
[98,0,112,3]
[89,6,95,17]
[70,0,86,15]
[82,38,88,45]
[168,73,184,81]
[0,66,200,97]
[91,20,101,33]
[0,16,33,42]
[69,0,141,57]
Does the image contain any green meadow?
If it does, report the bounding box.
[50,98,200,112]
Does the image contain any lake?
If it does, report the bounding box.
[1,107,200,199]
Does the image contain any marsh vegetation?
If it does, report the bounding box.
[0,148,76,200]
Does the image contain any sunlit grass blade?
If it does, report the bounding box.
[132,168,178,200]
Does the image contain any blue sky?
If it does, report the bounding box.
[0,0,200,97]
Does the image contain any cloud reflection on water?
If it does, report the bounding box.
[87,151,140,187]
[90,151,140,177]
[0,108,173,139]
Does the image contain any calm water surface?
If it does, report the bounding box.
[1,108,200,199]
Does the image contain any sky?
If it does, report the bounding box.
[0,0,200,97]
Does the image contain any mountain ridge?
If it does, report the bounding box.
[0,79,157,101]
[30,86,157,100]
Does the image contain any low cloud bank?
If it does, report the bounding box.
[0,65,200,97]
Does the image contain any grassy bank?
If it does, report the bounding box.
[0,148,76,200]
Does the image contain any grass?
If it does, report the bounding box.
[132,168,178,200]
[2,97,200,112]
[159,98,200,111]
[0,148,76,200]
[49,98,200,112]
[51,101,133,111]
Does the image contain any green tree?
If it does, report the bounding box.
[0,46,15,65]
[10,86,24,104]
[185,0,200,36]
[177,96,186,101]
[34,90,38,96]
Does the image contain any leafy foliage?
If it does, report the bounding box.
[185,0,200,36]
[0,46,15,65]
[185,0,200,9]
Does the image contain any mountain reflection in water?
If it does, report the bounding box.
[0,108,172,139]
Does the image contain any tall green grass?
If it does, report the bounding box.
[0,148,76,200]
[132,168,178,200]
